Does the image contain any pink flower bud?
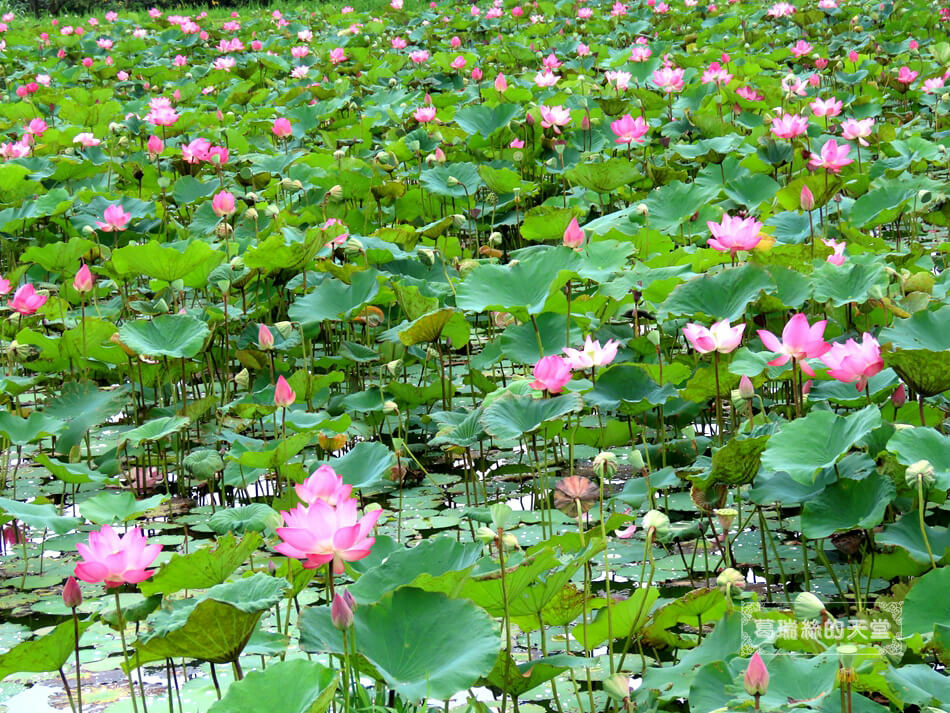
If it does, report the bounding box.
[739,375,754,400]
[63,576,83,608]
[331,591,354,629]
[73,264,94,294]
[258,323,274,350]
[892,383,907,408]
[274,375,296,407]
[562,217,585,248]
[800,185,815,211]
[744,651,769,697]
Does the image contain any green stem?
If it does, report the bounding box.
[918,476,937,570]
[114,590,140,713]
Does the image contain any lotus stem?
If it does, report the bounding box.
[114,590,140,713]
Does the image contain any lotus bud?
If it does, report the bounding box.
[451,214,467,228]
[328,184,343,200]
[245,192,259,202]
[331,592,354,629]
[892,383,907,408]
[905,459,936,489]
[476,526,496,544]
[81,224,96,236]
[245,207,259,220]
[275,321,294,338]
[446,176,461,187]
[603,674,631,703]
[793,591,828,620]
[117,136,129,148]
[63,576,83,609]
[838,643,857,671]
[234,368,250,389]
[593,451,618,479]
[214,222,233,238]
[281,177,294,189]
[265,204,280,218]
[739,375,755,400]
[743,651,769,697]
[635,203,649,216]
[800,185,815,211]
[258,324,275,350]
[385,359,403,376]
[716,567,745,596]
[230,256,245,270]
[641,509,670,538]
[418,248,436,266]
[630,448,645,471]
[489,231,503,245]
[647,330,661,347]
[383,400,399,414]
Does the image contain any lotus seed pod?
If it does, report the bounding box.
[476,526,496,544]
[603,674,631,703]
[716,567,745,594]
[905,459,936,489]
[793,591,827,620]
[244,207,258,220]
[641,509,670,538]
[593,451,618,479]
[234,368,250,389]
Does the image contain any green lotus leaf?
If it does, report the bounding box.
[208,660,336,713]
[118,315,210,358]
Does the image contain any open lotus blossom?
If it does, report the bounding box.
[707,213,763,255]
[329,47,346,64]
[840,117,874,146]
[790,39,812,57]
[95,204,131,232]
[73,132,100,147]
[629,44,652,62]
[530,355,572,393]
[809,97,842,117]
[808,138,853,172]
[770,113,809,139]
[610,114,649,144]
[822,237,846,265]
[605,70,632,91]
[924,77,946,93]
[534,69,560,87]
[820,333,883,391]
[74,525,162,587]
[736,86,764,101]
[701,61,732,85]
[275,498,382,573]
[539,105,571,133]
[682,320,745,354]
[897,66,918,84]
[147,135,164,158]
[9,283,47,315]
[651,66,684,93]
[182,138,212,163]
[0,278,10,295]
[295,465,353,506]
[757,313,830,376]
[413,106,437,123]
[563,336,620,369]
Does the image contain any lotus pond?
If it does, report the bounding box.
[1,0,950,711]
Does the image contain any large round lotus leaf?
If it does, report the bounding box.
[660,265,774,322]
[709,435,769,486]
[302,588,500,701]
[118,315,210,358]
[419,162,485,198]
[0,411,64,445]
[316,440,396,488]
[453,104,520,137]
[880,305,950,351]
[877,514,950,566]
[901,566,950,637]
[110,240,224,288]
[481,392,583,441]
[760,405,881,484]
[0,497,81,535]
[79,491,169,524]
[567,158,641,194]
[287,270,380,334]
[0,618,94,681]
[208,504,281,535]
[810,255,887,307]
[883,349,950,397]
[140,533,262,596]
[886,427,950,489]
[118,415,190,449]
[398,308,454,346]
[208,659,337,713]
[183,448,225,480]
[800,472,896,539]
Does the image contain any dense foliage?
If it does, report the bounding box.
[1,0,950,711]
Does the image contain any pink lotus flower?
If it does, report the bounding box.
[820,333,883,391]
[576,42,592,57]
[182,138,211,163]
[897,66,918,84]
[208,145,229,165]
[652,66,685,93]
[9,284,47,315]
[509,138,524,149]
[450,55,466,70]
[706,213,763,255]
[840,117,874,147]
[800,185,815,210]
[258,323,274,349]
[471,67,483,81]
[757,313,830,376]
[611,114,649,145]
[494,73,508,91]
[530,355,572,393]
[736,86,764,101]
[413,106,436,123]
[295,465,353,506]
[409,50,429,63]
[770,113,809,139]
[73,264,94,293]
[682,320,745,354]
[701,61,732,85]
[74,525,162,588]
[329,47,346,64]
[923,77,945,93]
[822,237,846,265]
[392,36,407,49]
[563,336,620,369]
[790,39,812,58]
[275,498,382,573]
[629,45,651,62]
[808,139,853,173]
[272,117,293,138]
[809,97,842,117]
[450,35,461,48]
[73,132,100,147]
[274,374,296,407]
[26,118,48,137]
[605,70,632,91]
[212,190,236,217]
[0,278,10,295]
[562,217,585,248]
[95,204,131,232]
[539,105,571,133]
[147,135,164,158]
[534,69,560,87]
[744,652,769,697]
